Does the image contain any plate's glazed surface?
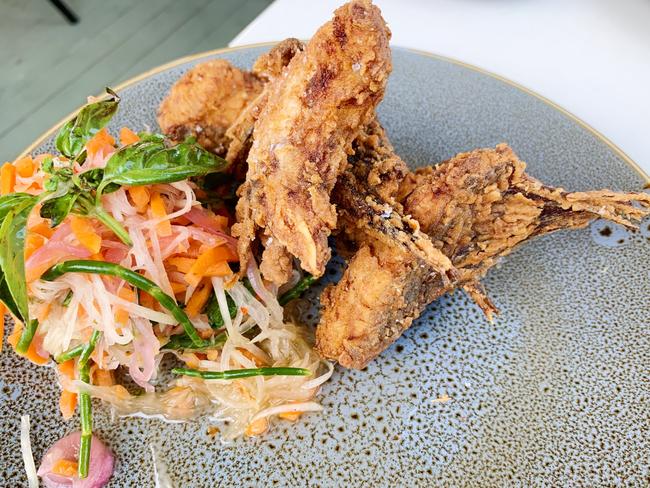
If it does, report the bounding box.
[1,46,648,487]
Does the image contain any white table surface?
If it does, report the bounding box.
[231,0,650,179]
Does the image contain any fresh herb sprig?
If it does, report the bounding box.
[0,194,39,351]
[55,88,120,160]
[172,367,311,380]
[55,343,84,363]
[77,330,101,479]
[41,89,229,246]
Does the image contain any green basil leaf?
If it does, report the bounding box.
[55,88,120,159]
[0,193,37,222]
[40,193,80,227]
[98,137,229,195]
[0,196,38,324]
[76,168,105,190]
[0,274,21,319]
[43,166,74,192]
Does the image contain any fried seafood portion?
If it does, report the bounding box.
[317,143,650,368]
[346,120,409,204]
[233,0,392,284]
[333,170,453,276]
[251,37,306,82]
[157,60,264,155]
[225,39,306,167]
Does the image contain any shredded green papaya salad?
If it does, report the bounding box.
[2,89,329,484]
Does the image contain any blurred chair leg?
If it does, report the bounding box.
[48,0,79,24]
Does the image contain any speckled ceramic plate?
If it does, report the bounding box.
[2,44,649,487]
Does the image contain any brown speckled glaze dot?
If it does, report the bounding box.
[1,46,648,487]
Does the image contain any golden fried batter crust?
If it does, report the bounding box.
[157,59,264,155]
[252,38,305,82]
[346,120,409,204]
[233,0,392,284]
[403,144,650,266]
[317,242,439,368]
[333,170,454,277]
[317,143,650,368]
[225,39,306,167]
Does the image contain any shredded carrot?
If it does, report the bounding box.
[24,233,46,260]
[1,162,16,195]
[85,128,115,157]
[237,348,266,367]
[185,261,231,288]
[26,262,51,283]
[115,287,136,325]
[22,333,49,365]
[173,215,191,226]
[29,221,54,238]
[7,322,22,350]
[9,315,49,364]
[57,359,76,379]
[279,411,303,422]
[191,245,238,274]
[185,280,212,317]
[185,241,203,258]
[70,216,102,254]
[94,368,114,386]
[59,390,78,420]
[245,417,269,437]
[0,303,5,353]
[139,290,156,310]
[170,282,187,294]
[119,127,140,146]
[128,186,150,213]
[14,156,34,178]
[51,459,78,476]
[182,245,235,287]
[150,192,172,236]
[168,256,196,273]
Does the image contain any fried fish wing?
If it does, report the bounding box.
[232,0,392,284]
[402,144,650,267]
[157,59,264,155]
[317,143,650,368]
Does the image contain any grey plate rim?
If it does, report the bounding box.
[14,42,650,184]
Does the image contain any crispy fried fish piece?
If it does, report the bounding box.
[232,0,392,284]
[403,144,649,265]
[333,170,454,276]
[346,120,409,204]
[157,59,264,155]
[316,143,650,368]
[225,39,306,167]
[251,37,306,82]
